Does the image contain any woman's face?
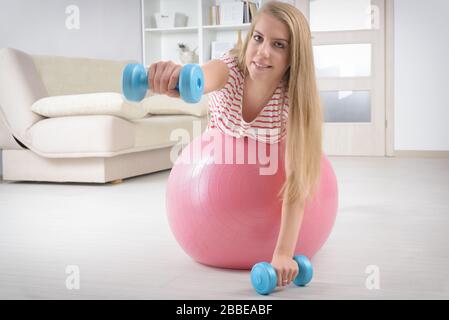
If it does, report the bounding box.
[245,13,291,83]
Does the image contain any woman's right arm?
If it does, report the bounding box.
[201,59,229,94]
[148,59,229,97]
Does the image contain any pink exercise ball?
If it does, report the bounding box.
[166,129,338,270]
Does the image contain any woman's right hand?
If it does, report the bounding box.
[148,61,182,98]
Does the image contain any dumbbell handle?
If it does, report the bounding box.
[133,65,181,90]
[122,63,204,103]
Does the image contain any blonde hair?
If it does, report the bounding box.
[230,1,323,208]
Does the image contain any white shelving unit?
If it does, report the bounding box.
[141,0,264,67]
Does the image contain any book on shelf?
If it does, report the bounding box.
[219,2,244,25]
[246,0,260,22]
[243,1,248,23]
[211,0,260,26]
[209,5,219,25]
[248,2,258,21]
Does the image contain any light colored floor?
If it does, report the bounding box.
[0,156,448,300]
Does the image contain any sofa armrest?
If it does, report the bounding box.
[0,105,23,150]
[0,48,47,141]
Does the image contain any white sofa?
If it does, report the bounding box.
[0,48,207,183]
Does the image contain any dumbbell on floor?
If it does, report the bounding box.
[250,255,313,295]
[122,63,204,103]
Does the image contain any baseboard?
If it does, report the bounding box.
[2,147,175,183]
[394,150,449,158]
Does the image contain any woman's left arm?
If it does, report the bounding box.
[271,149,306,287]
[271,196,305,287]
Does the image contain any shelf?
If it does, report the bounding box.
[141,0,265,65]
[145,26,199,34]
[202,23,252,31]
[144,23,252,33]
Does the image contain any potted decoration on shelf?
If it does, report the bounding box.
[178,43,199,64]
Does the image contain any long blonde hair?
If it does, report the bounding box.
[230,1,323,208]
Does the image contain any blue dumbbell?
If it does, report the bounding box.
[250,255,313,295]
[122,63,204,102]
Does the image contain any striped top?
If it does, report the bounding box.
[207,52,289,144]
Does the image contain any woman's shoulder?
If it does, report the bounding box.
[219,51,237,65]
[218,51,243,78]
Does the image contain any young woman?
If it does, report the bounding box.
[149,1,322,289]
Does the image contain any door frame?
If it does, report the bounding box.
[385,0,395,157]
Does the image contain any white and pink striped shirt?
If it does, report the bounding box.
[207,52,289,144]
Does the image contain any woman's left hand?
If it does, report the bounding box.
[270,254,299,287]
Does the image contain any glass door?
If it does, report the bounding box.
[297,0,386,156]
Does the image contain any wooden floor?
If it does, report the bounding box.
[0,156,448,300]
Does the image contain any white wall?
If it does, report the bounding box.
[0,0,142,61]
[394,0,449,151]
[0,0,142,175]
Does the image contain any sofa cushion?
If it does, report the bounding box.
[32,54,133,96]
[31,92,150,121]
[0,48,47,138]
[25,115,135,156]
[30,92,209,121]
[142,94,208,117]
[25,114,208,157]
